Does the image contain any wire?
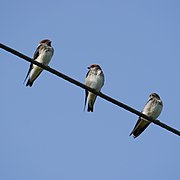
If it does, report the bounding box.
[0,42,180,137]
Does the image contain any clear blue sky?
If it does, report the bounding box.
[1,0,180,179]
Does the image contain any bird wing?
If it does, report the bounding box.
[84,70,91,111]
[24,63,33,84]
[24,44,42,84]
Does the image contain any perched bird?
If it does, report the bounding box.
[129,93,163,138]
[84,64,104,112]
[24,39,54,87]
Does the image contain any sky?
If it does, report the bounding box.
[1,0,180,179]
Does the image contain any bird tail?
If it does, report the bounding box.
[87,94,97,112]
[87,103,94,112]
[26,79,33,87]
[129,119,150,138]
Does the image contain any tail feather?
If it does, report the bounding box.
[129,122,150,138]
[24,64,33,85]
[26,79,33,87]
[25,69,42,87]
[87,94,97,112]
[87,103,94,112]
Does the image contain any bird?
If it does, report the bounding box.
[24,39,54,87]
[84,64,104,112]
[129,93,163,138]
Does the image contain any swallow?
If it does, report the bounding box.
[24,39,54,87]
[129,93,163,138]
[84,64,104,112]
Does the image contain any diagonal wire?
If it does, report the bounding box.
[0,42,180,137]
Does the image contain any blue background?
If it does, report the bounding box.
[1,0,180,179]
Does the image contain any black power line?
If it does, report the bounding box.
[0,42,180,137]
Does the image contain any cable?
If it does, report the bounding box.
[0,42,180,137]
